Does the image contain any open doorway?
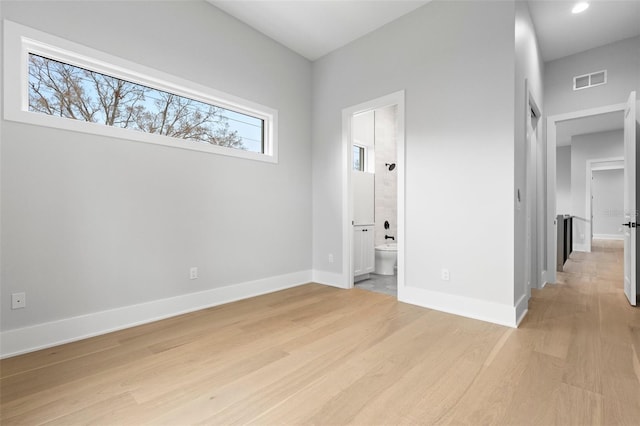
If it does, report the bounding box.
[546,103,626,285]
[341,91,405,297]
[554,111,625,253]
[589,159,624,243]
[547,93,637,306]
[351,106,398,296]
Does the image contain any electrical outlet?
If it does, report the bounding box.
[189,267,198,280]
[328,254,334,263]
[12,292,26,309]
[441,269,450,281]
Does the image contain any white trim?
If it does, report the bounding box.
[515,293,529,326]
[312,270,348,289]
[3,20,278,163]
[354,273,371,283]
[540,269,549,288]
[0,270,311,358]
[399,286,520,328]
[573,243,589,252]
[593,234,624,240]
[546,118,558,285]
[342,90,405,294]
[549,103,626,123]
[546,102,627,284]
[523,81,543,300]
[592,162,625,171]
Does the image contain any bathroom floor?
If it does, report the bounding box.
[355,273,397,296]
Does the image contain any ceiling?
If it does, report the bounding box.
[528,0,640,62]
[555,111,624,147]
[208,0,640,62]
[209,1,430,61]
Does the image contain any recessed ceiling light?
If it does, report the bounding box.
[572,2,590,14]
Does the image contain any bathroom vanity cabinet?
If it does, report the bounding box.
[353,225,375,277]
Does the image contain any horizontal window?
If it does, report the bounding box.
[28,54,264,153]
[4,20,278,162]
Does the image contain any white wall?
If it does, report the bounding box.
[374,106,397,247]
[312,1,519,324]
[570,130,624,250]
[556,146,572,214]
[592,168,624,238]
[514,0,544,310]
[545,36,640,117]
[0,1,312,353]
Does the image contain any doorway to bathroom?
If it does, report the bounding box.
[342,91,405,297]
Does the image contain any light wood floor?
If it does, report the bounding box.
[1,240,639,425]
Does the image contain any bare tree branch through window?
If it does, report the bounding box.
[28,54,264,152]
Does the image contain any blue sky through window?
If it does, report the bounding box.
[28,54,264,153]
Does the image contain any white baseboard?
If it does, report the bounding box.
[540,269,549,288]
[312,269,347,289]
[515,293,529,326]
[573,243,589,252]
[0,270,312,358]
[593,234,624,240]
[398,286,521,328]
[354,273,370,283]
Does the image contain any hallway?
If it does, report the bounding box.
[522,239,640,424]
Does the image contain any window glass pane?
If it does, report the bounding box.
[28,54,264,152]
[353,145,364,171]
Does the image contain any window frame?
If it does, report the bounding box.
[3,20,278,163]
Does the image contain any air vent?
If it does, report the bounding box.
[573,70,607,91]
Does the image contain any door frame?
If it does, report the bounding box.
[524,84,543,294]
[546,102,627,284]
[342,90,405,291]
[586,158,624,249]
[623,91,637,306]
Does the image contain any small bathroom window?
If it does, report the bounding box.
[353,145,366,171]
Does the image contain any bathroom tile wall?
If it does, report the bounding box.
[374,105,397,247]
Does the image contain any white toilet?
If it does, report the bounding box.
[375,243,397,275]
